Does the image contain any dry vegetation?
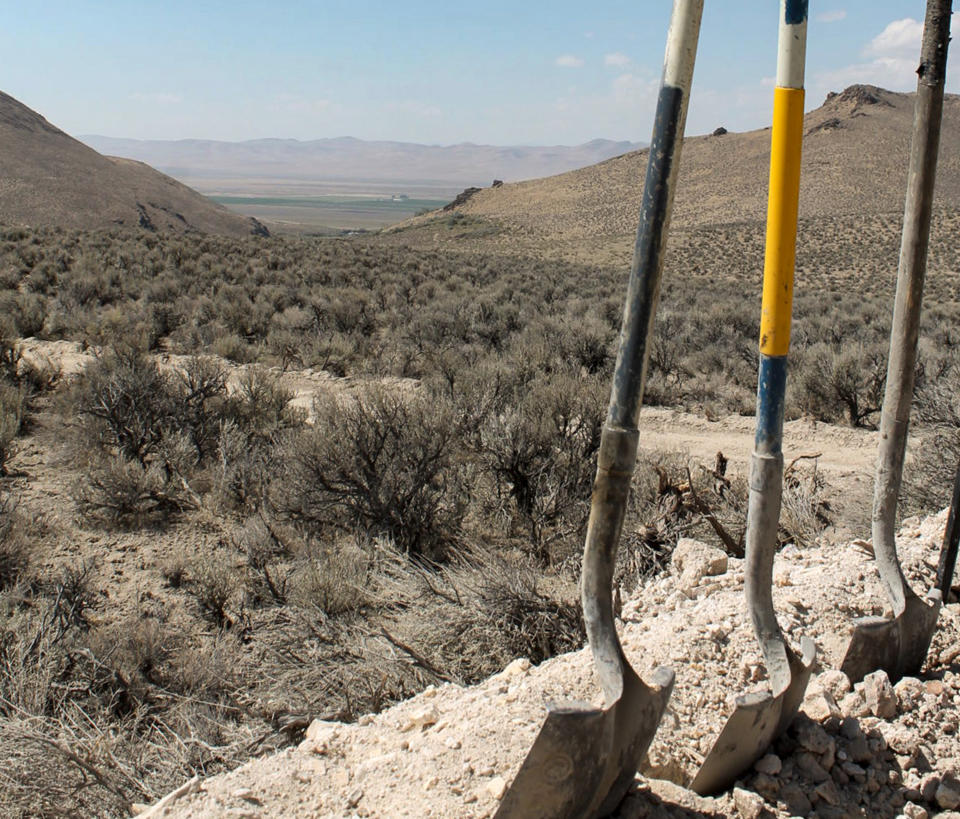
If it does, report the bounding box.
[0,218,955,816]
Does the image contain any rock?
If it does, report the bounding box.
[878,722,920,756]
[846,734,872,764]
[920,772,941,803]
[485,776,507,801]
[673,538,728,588]
[802,688,842,722]
[818,669,853,701]
[754,754,782,776]
[815,779,842,806]
[864,670,898,719]
[842,760,866,778]
[795,751,830,782]
[346,788,363,808]
[840,717,863,740]
[304,720,341,753]
[840,690,869,718]
[902,802,929,819]
[937,779,960,810]
[895,677,926,711]
[752,772,780,801]
[732,787,766,819]
[780,782,813,815]
[795,717,835,756]
[401,705,440,731]
[500,658,531,679]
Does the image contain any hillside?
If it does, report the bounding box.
[0,91,266,237]
[385,86,960,275]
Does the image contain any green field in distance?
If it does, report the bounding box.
[210,194,449,233]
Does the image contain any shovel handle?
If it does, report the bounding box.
[582,0,703,707]
[745,0,807,696]
[872,0,953,616]
[937,459,960,599]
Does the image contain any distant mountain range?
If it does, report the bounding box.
[0,91,266,237]
[79,135,645,189]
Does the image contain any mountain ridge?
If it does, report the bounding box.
[79,134,646,187]
[0,91,267,237]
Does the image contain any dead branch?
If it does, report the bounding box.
[784,452,823,477]
[379,626,457,683]
[685,467,744,558]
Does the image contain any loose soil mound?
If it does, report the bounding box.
[143,510,960,819]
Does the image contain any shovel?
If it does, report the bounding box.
[493,1,703,816]
[839,0,953,685]
[690,0,816,795]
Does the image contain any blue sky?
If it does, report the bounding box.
[2,2,956,145]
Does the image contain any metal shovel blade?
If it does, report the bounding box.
[840,590,942,683]
[690,637,814,796]
[494,666,674,819]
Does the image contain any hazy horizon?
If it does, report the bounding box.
[3,2,956,146]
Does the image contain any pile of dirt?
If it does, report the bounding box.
[139,509,960,819]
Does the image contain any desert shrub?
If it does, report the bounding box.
[233,516,293,606]
[794,342,887,427]
[75,455,194,528]
[0,383,26,475]
[0,494,32,590]
[472,370,604,563]
[73,348,179,466]
[189,550,237,628]
[213,419,273,511]
[380,548,584,685]
[278,388,466,559]
[779,457,830,548]
[226,365,298,435]
[468,553,583,665]
[173,355,229,461]
[290,535,378,617]
[212,332,256,363]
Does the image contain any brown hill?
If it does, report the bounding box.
[386,86,960,277]
[0,91,267,237]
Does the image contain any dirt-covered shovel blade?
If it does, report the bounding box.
[690,454,816,795]
[690,0,816,795]
[839,0,952,686]
[493,1,703,816]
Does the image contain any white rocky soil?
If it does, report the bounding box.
[132,508,960,819]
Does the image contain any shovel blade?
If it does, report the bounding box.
[840,592,942,683]
[495,666,674,819]
[690,639,815,796]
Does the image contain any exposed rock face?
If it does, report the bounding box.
[442,187,483,211]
